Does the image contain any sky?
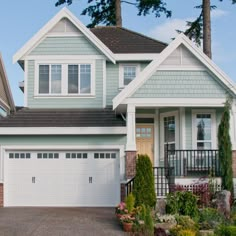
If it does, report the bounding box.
[0,0,235,106]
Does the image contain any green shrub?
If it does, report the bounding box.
[199,207,225,229]
[215,225,236,236]
[144,206,154,235]
[166,191,199,219]
[133,154,156,208]
[125,193,135,213]
[177,229,196,236]
[170,216,198,236]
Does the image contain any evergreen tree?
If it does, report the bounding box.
[133,154,156,208]
[218,98,234,196]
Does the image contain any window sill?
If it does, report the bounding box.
[34,94,95,99]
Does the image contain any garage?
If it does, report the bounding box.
[4,150,120,207]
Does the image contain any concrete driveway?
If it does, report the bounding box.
[0,207,126,236]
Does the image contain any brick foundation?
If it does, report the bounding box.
[232,150,236,178]
[0,183,3,207]
[125,151,137,179]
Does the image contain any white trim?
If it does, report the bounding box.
[124,98,225,107]
[113,33,236,109]
[114,54,159,61]
[158,65,205,71]
[154,109,159,167]
[0,54,15,112]
[126,104,136,151]
[103,60,106,108]
[25,55,106,61]
[0,127,127,135]
[0,98,10,111]
[119,63,141,88]
[191,109,216,149]
[13,8,116,64]
[179,107,186,149]
[160,111,179,160]
[24,60,28,107]
[34,59,95,96]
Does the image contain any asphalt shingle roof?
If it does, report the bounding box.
[0,108,125,127]
[90,26,167,54]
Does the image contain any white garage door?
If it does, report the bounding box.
[4,150,120,207]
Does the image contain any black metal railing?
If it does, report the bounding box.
[125,177,135,196]
[124,167,175,198]
[153,167,175,197]
[166,149,220,177]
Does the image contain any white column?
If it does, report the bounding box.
[126,104,136,151]
[230,99,236,150]
[154,109,159,167]
[179,107,186,150]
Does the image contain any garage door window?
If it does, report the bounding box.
[9,153,31,159]
[37,153,59,159]
[65,153,88,159]
[94,153,116,159]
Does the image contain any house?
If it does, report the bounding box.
[0,8,236,207]
[0,54,15,117]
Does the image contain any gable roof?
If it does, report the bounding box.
[113,33,236,109]
[0,54,15,113]
[90,27,167,54]
[13,8,116,64]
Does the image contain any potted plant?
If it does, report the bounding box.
[115,202,127,219]
[120,214,135,232]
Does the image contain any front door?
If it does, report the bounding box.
[136,124,154,164]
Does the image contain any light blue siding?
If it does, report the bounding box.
[106,62,150,106]
[132,71,229,98]
[27,60,104,108]
[0,135,126,146]
[30,36,101,55]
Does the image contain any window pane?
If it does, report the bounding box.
[68,65,78,93]
[51,65,61,94]
[164,116,175,143]
[196,114,212,141]
[124,66,136,85]
[39,65,49,94]
[80,64,91,94]
[197,142,211,150]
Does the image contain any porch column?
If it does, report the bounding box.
[231,100,236,177]
[126,104,137,179]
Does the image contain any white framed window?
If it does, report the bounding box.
[192,110,216,150]
[119,64,140,88]
[160,111,179,160]
[35,60,95,96]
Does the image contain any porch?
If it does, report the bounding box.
[166,148,221,177]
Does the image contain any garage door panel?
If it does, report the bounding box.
[4,150,120,207]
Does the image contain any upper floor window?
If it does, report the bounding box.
[68,64,91,94]
[119,64,140,88]
[39,65,61,94]
[192,111,216,150]
[36,61,94,96]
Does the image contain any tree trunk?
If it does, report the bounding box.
[115,0,122,27]
[203,0,212,58]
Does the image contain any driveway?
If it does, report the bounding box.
[0,207,126,236]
